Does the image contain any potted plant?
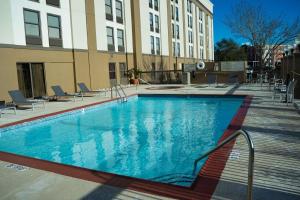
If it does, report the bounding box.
[128,68,141,85]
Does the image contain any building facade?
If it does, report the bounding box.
[0,0,213,101]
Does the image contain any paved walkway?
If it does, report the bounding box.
[0,84,299,200]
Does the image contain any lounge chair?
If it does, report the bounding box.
[51,85,83,101]
[77,83,102,96]
[8,90,45,111]
[0,101,16,118]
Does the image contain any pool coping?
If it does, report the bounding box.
[0,94,253,200]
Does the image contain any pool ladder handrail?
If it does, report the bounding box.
[114,85,127,102]
[193,129,254,200]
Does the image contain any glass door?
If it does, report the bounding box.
[16,63,46,98]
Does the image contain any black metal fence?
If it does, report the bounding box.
[139,70,183,84]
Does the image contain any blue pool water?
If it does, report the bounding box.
[0,96,244,186]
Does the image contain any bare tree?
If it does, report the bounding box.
[225,0,300,71]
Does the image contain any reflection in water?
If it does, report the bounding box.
[0,97,243,186]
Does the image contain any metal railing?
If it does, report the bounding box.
[193,129,254,200]
[113,84,127,102]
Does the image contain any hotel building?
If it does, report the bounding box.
[0,0,213,101]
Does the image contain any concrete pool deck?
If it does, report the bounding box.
[0,83,300,200]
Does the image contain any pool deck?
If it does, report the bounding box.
[0,83,300,200]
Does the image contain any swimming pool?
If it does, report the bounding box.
[0,95,244,187]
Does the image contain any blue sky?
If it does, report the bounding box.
[212,0,300,44]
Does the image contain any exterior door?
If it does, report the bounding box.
[16,63,46,98]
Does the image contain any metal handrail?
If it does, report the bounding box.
[114,85,127,102]
[139,78,152,85]
[193,129,254,200]
[118,84,128,102]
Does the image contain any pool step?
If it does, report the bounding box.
[150,173,195,185]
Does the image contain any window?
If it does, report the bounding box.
[187,0,192,13]
[188,31,193,43]
[109,63,116,80]
[199,9,203,21]
[24,9,42,45]
[117,29,124,52]
[105,0,113,20]
[29,0,39,2]
[171,5,174,20]
[47,14,62,47]
[116,0,123,24]
[200,22,203,33]
[200,35,204,46]
[172,42,176,56]
[176,42,180,56]
[46,0,60,7]
[107,26,114,51]
[188,15,193,28]
[155,15,159,33]
[154,0,159,11]
[149,0,153,8]
[119,63,126,78]
[172,23,175,38]
[176,24,179,39]
[150,36,155,54]
[175,7,179,21]
[149,13,154,31]
[189,45,193,57]
[156,37,160,55]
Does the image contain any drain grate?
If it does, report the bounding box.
[5,163,28,171]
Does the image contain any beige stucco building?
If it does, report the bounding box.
[0,0,213,101]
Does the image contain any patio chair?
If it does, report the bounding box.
[51,85,83,101]
[8,90,45,111]
[0,101,16,118]
[280,80,297,106]
[77,83,102,96]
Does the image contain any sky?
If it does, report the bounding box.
[211,0,300,45]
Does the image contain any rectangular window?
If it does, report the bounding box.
[149,13,154,31]
[189,45,193,57]
[172,23,175,38]
[46,0,60,7]
[29,0,39,2]
[154,0,159,11]
[176,24,179,39]
[175,7,179,21]
[119,63,126,78]
[173,42,176,56]
[47,14,62,47]
[109,63,116,80]
[24,9,42,45]
[177,42,180,56]
[156,37,160,55]
[107,26,115,51]
[116,0,123,24]
[149,0,153,8]
[105,0,113,21]
[187,0,192,13]
[155,15,159,33]
[188,15,193,28]
[171,5,174,20]
[117,29,124,52]
[151,36,155,54]
[188,31,193,43]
